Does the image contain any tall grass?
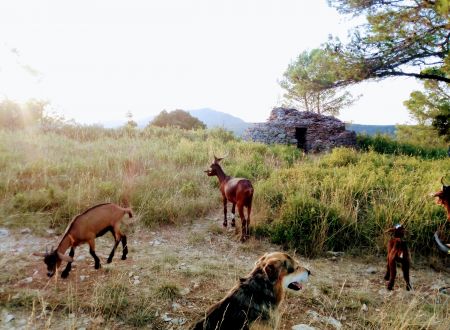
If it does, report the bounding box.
[0,127,448,256]
[357,134,448,160]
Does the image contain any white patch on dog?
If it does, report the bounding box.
[282,269,309,292]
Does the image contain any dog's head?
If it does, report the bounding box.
[255,252,310,292]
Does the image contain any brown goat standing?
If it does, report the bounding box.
[384,224,412,291]
[33,203,132,278]
[205,156,254,242]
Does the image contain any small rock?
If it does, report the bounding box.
[326,251,344,257]
[361,303,368,312]
[172,303,181,311]
[128,272,134,277]
[4,314,15,323]
[307,310,342,330]
[133,279,140,285]
[46,229,56,235]
[366,267,377,274]
[133,275,140,280]
[19,277,33,284]
[77,255,86,261]
[170,317,186,325]
[292,325,316,330]
[0,228,9,238]
[162,313,172,322]
[80,275,87,281]
[180,288,190,295]
[21,228,32,234]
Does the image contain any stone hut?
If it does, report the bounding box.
[243,107,356,153]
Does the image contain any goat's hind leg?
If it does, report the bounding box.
[61,247,75,278]
[107,229,120,263]
[387,259,397,290]
[231,203,236,227]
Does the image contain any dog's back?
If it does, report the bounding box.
[190,274,276,330]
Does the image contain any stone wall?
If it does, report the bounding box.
[242,107,356,152]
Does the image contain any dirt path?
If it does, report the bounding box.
[1,215,449,329]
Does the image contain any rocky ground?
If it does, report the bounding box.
[0,215,449,329]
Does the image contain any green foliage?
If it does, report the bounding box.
[149,109,206,130]
[280,49,358,115]
[357,134,448,159]
[255,147,450,256]
[396,125,447,149]
[404,79,450,141]
[324,1,449,86]
[268,195,361,257]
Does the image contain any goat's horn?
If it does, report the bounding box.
[434,232,450,254]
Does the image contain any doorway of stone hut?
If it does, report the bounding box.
[295,127,307,151]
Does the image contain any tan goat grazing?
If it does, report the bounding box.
[33,203,132,278]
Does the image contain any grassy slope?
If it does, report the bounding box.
[0,128,448,255]
[0,127,449,329]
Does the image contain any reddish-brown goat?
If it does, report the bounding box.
[205,156,254,241]
[34,203,132,278]
[384,224,412,291]
[433,177,450,221]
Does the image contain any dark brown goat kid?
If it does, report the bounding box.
[205,156,254,241]
[384,224,412,291]
[33,203,132,278]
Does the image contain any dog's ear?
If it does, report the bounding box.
[263,261,280,282]
[255,253,268,267]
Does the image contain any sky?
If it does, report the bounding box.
[0,0,422,125]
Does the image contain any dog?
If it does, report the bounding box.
[384,224,412,291]
[189,252,310,330]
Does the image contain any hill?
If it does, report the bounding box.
[346,123,396,136]
[187,108,251,136]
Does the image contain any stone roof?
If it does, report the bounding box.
[243,107,356,153]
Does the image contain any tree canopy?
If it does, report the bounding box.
[321,0,449,88]
[280,49,358,116]
[0,99,48,129]
[149,109,206,130]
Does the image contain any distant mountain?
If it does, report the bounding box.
[188,108,251,136]
[346,123,396,136]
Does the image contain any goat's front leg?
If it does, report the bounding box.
[402,260,412,291]
[384,259,390,281]
[223,198,228,227]
[88,239,101,269]
[61,247,75,278]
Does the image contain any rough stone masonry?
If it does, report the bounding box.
[242,107,356,153]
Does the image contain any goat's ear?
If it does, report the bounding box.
[213,155,223,164]
[57,252,73,263]
[32,252,47,257]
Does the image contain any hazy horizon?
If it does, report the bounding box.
[1,0,421,126]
